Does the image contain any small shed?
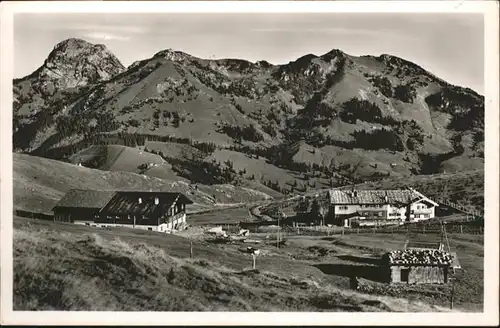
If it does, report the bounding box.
[382,249,455,284]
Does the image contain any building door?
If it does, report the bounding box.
[400,268,409,283]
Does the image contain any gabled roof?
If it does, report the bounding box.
[385,249,453,266]
[329,188,438,206]
[98,191,193,216]
[52,189,116,210]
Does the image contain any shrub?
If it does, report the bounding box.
[172,112,180,127]
[262,124,277,137]
[394,84,417,103]
[323,128,404,152]
[339,98,397,125]
[153,110,160,120]
[220,124,264,142]
[192,142,217,154]
[369,75,393,98]
[128,119,140,127]
[234,104,244,114]
[353,129,404,151]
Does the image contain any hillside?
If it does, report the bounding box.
[69,145,166,172]
[13,38,484,187]
[13,38,125,151]
[13,153,274,215]
[13,218,458,312]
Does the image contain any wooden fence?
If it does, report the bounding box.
[247,222,483,237]
[436,198,483,219]
[15,210,54,221]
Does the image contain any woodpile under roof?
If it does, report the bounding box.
[384,249,453,266]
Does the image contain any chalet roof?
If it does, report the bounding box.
[384,249,453,266]
[329,188,438,206]
[53,189,116,209]
[99,191,193,216]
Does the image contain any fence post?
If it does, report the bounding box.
[357,228,359,234]
[190,239,193,259]
[460,225,463,234]
[342,227,344,236]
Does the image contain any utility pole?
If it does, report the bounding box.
[247,203,252,222]
[277,204,281,249]
[450,277,455,309]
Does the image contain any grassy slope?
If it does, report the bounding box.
[17,48,483,180]
[144,141,205,161]
[13,153,274,214]
[206,149,300,186]
[69,145,166,172]
[13,218,456,312]
[290,232,483,311]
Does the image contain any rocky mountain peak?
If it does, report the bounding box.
[153,48,191,62]
[320,48,346,61]
[13,41,484,177]
[30,38,125,89]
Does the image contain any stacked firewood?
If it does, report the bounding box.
[387,249,453,266]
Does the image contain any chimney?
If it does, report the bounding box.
[138,197,142,204]
[154,197,159,205]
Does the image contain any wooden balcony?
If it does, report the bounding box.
[161,211,186,224]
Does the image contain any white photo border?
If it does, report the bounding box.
[1,1,498,326]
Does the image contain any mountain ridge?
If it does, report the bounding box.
[13,38,484,193]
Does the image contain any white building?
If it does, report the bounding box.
[327,188,439,227]
[54,189,192,233]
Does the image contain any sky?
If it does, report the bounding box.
[14,13,484,94]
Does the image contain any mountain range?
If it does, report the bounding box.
[13,37,484,198]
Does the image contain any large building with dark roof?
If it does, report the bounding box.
[52,189,193,233]
[327,188,439,227]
